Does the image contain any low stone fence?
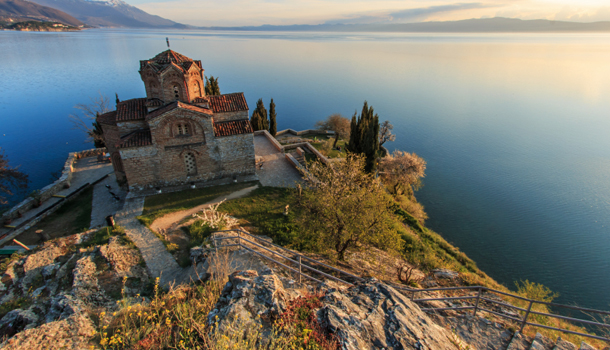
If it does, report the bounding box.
[254,130,283,152]
[1,148,106,224]
[276,129,335,137]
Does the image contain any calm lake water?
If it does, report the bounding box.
[1,29,609,311]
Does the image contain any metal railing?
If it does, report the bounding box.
[212,229,364,286]
[212,229,610,344]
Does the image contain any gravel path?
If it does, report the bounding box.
[150,184,259,234]
[90,173,126,229]
[114,197,195,287]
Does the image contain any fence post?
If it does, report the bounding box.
[298,255,302,284]
[473,288,482,316]
[411,290,416,301]
[214,232,218,254]
[520,300,534,332]
[237,231,241,249]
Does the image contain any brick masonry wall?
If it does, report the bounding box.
[117,120,148,136]
[121,108,255,191]
[216,133,256,176]
[213,110,248,122]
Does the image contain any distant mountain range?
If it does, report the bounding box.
[202,17,610,33]
[26,0,187,28]
[0,0,83,26]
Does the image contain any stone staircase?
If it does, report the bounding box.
[292,151,306,166]
[506,331,601,350]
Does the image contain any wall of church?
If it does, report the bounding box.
[216,134,256,177]
[213,111,249,123]
[117,121,148,136]
[120,146,158,187]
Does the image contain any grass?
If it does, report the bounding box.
[93,251,338,350]
[18,186,93,244]
[217,186,301,247]
[138,181,258,226]
[309,139,347,159]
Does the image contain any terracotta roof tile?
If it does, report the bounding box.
[140,50,202,74]
[116,98,148,122]
[97,111,117,125]
[214,119,253,137]
[118,129,152,149]
[145,101,212,121]
[208,93,249,113]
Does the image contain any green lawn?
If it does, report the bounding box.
[18,187,93,244]
[309,139,347,158]
[218,186,302,247]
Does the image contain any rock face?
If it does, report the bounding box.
[210,269,459,350]
[318,278,458,350]
[0,230,150,348]
[208,268,300,331]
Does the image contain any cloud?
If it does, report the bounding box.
[324,2,500,25]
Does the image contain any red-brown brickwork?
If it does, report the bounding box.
[98,49,256,191]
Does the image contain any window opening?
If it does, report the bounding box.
[184,152,196,176]
[173,85,180,100]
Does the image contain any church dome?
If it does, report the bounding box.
[140,49,202,73]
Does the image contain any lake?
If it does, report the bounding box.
[0,29,609,312]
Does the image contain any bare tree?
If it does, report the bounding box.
[68,93,111,148]
[379,150,426,196]
[379,120,396,146]
[315,113,350,147]
[0,148,28,205]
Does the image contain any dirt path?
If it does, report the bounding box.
[150,184,259,234]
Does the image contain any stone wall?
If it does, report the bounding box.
[122,115,255,192]
[117,121,148,136]
[213,110,248,122]
[1,148,105,223]
[276,129,334,137]
[254,130,283,152]
[217,133,256,176]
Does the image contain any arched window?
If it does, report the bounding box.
[184,152,197,176]
[193,81,201,97]
[173,85,181,100]
[176,122,190,136]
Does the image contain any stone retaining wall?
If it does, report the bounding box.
[276,129,335,137]
[2,148,105,223]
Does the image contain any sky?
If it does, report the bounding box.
[126,0,610,27]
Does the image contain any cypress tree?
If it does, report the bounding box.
[269,98,277,136]
[205,76,221,96]
[254,99,268,130]
[250,110,264,131]
[346,101,380,172]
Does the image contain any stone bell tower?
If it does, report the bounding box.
[138,49,205,104]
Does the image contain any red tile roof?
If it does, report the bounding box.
[145,101,213,121]
[214,119,253,137]
[118,129,152,149]
[208,93,249,113]
[97,111,117,125]
[140,50,202,73]
[116,98,148,122]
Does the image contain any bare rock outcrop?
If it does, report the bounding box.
[318,278,458,350]
[210,269,459,349]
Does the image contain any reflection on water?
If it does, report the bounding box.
[1,29,609,311]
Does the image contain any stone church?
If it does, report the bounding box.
[97,49,256,191]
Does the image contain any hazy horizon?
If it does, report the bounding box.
[120,0,610,28]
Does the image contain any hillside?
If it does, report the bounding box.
[26,0,187,28]
[0,0,82,26]
[203,17,610,33]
